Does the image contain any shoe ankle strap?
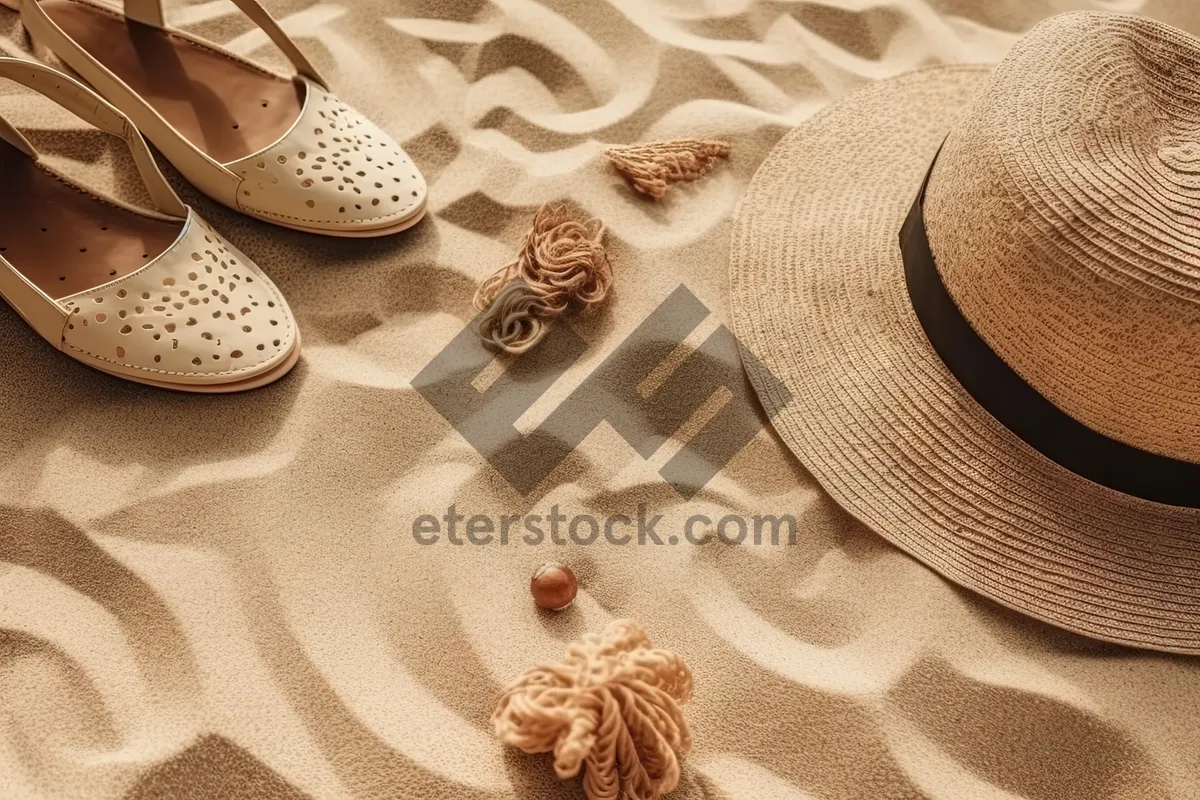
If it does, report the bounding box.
[0,58,188,219]
[122,0,326,88]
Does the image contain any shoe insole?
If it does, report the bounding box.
[0,139,183,299]
[42,0,305,164]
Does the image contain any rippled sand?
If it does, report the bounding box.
[1,0,1200,797]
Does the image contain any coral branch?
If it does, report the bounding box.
[606,139,731,200]
[493,620,692,800]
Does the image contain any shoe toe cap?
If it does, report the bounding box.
[60,214,298,387]
[228,83,427,235]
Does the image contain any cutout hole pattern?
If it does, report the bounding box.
[59,218,293,377]
[227,83,426,229]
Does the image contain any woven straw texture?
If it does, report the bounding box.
[928,13,1200,462]
[730,13,1200,654]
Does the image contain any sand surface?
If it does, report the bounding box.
[1,0,1200,798]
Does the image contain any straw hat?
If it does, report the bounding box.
[729,11,1200,654]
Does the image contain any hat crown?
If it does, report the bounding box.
[925,11,1200,463]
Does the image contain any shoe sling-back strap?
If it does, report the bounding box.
[16,0,325,86]
[0,57,186,218]
[0,57,187,345]
[13,0,329,200]
[119,0,325,85]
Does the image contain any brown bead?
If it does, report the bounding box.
[530,562,578,610]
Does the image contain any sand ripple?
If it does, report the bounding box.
[1,0,1199,797]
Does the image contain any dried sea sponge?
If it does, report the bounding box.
[474,203,611,354]
[492,619,693,800]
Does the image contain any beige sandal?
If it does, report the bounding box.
[0,57,300,391]
[4,0,428,237]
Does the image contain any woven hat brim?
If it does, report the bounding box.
[730,65,1200,654]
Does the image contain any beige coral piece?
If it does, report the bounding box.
[605,139,731,200]
[493,620,692,800]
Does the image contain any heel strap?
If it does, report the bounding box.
[0,58,187,218]
[122,0,325,87]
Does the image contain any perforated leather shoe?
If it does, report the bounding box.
[5,0,428,237]
[0,58,300,391]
